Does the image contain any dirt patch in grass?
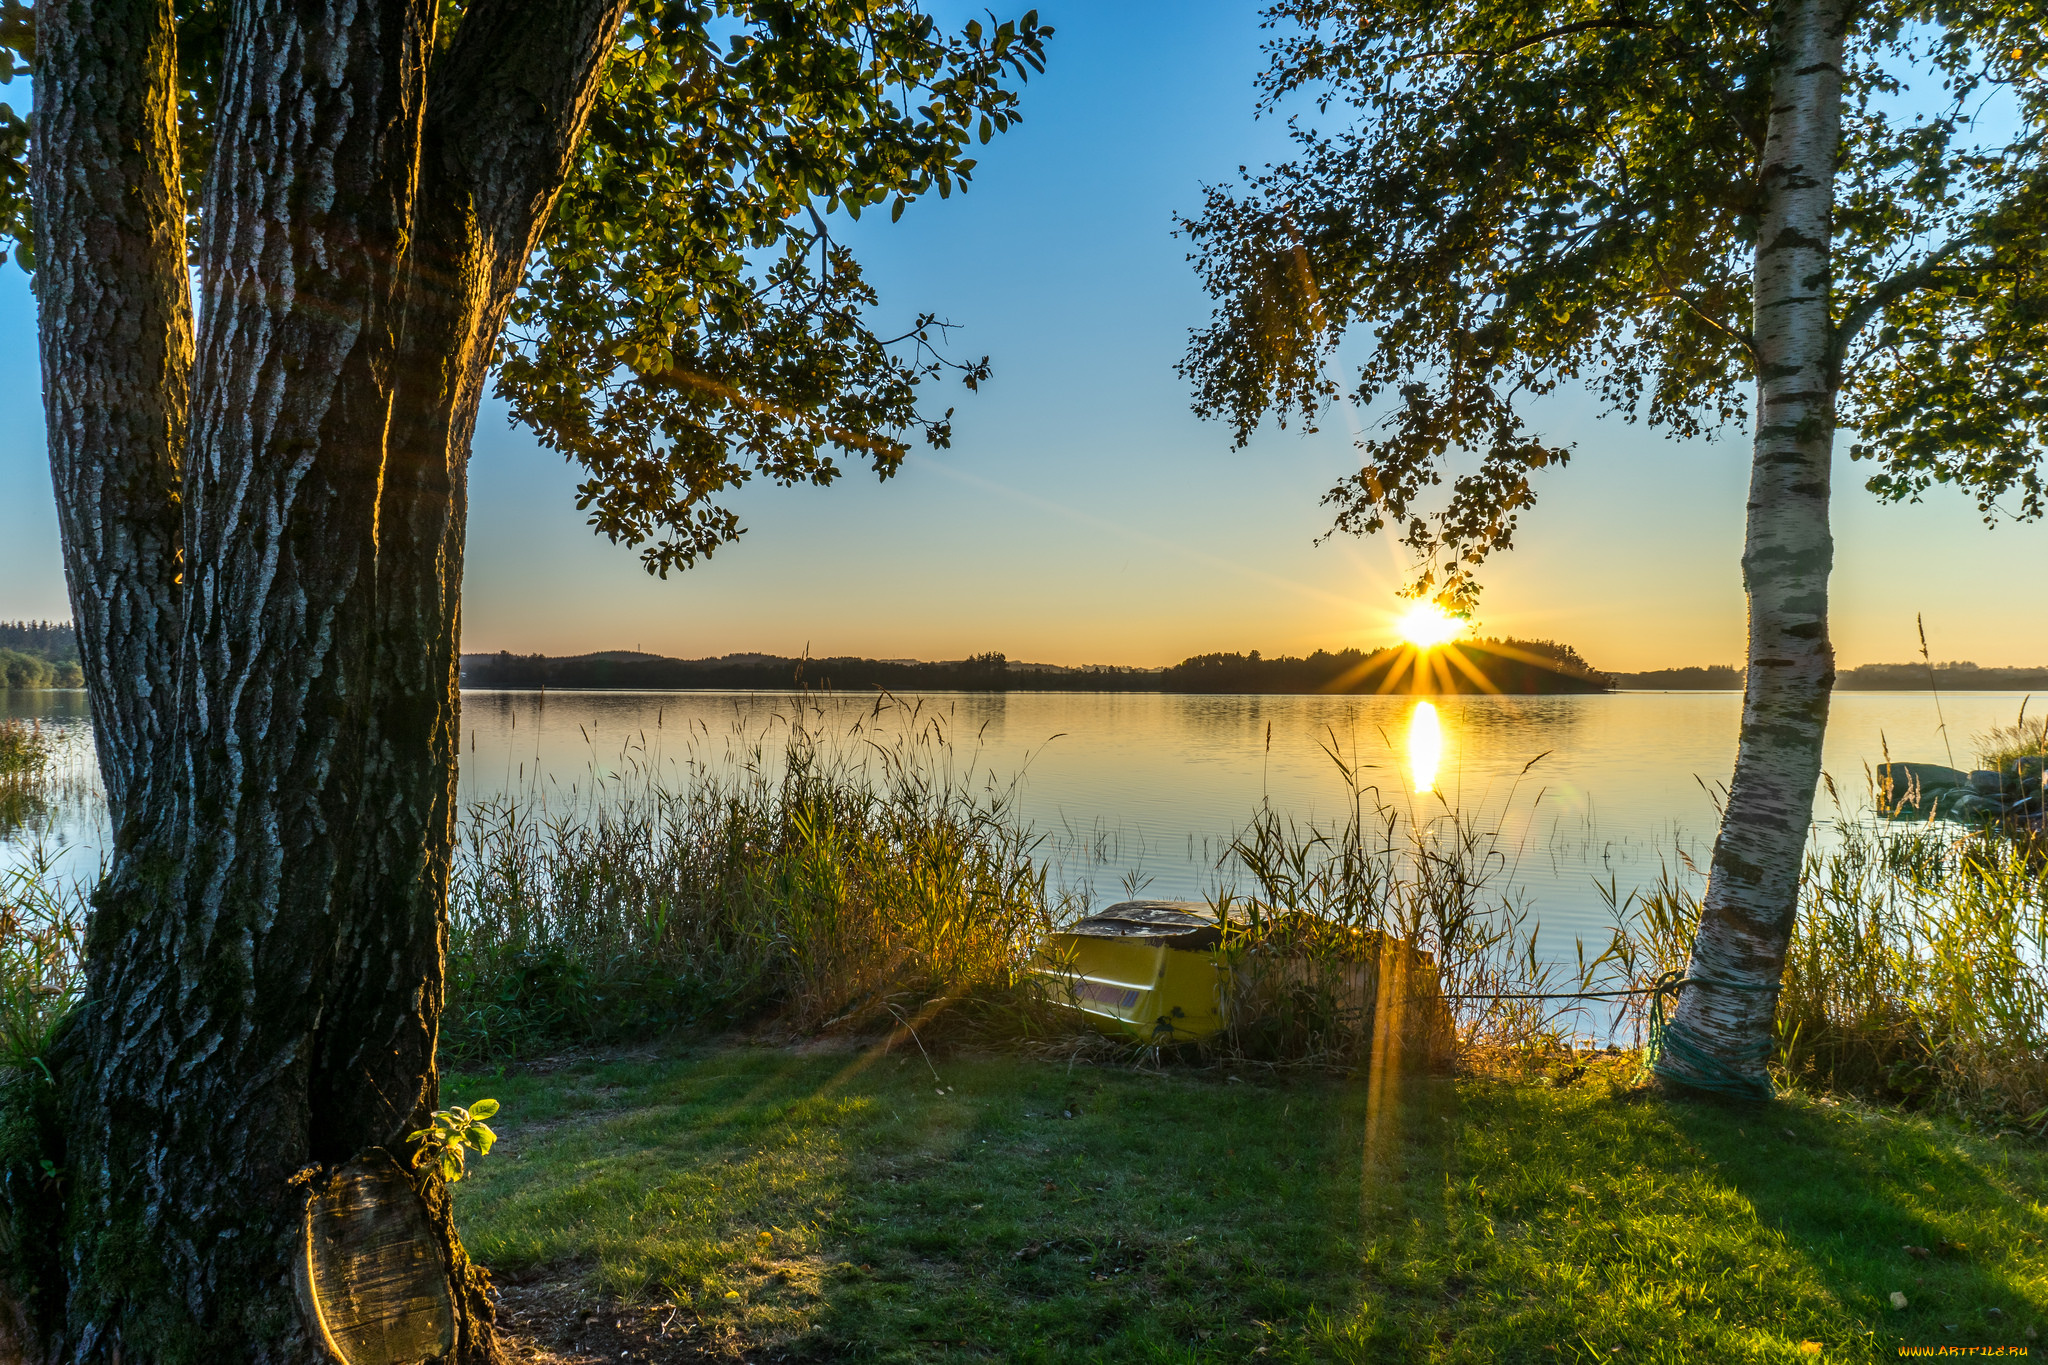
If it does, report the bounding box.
[494,1267,781,1364]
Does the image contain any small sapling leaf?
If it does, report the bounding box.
[407,1098,504,1184]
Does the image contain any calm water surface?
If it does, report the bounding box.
[4,687,2030,947]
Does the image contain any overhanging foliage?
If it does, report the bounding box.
[1181,0,2048,607]
[0,0,1050,577]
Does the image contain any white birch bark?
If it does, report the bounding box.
[1653,0,1845,1097]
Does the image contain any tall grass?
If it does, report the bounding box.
[1783,815,2045,1132]
[2,696,2039,1132]
[0,722,50,779]
[1977,710,2047,772]
[446,699,1065,1060]
[0,726,89,1081]
[1609,784,2048,1134]
[0,721,54,839]
[1207,732,1610,1071]
[446,704,1616,1071]
[0,847,86,1068]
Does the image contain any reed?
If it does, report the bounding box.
[1205,735,1604,1070]
[3,696,2036,1128]
[445,705,1601,1069]
[0,721,50,780]
[446,706,2047,1128]
[1976,709,2047,773]
[0,846,86,1069]
[444,698,1066,1061]
[0,722,54,838]
[1779,813,2047,1131]
[1608,787,2048,1134]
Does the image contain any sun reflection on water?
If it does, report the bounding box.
[1408,701,1443,794]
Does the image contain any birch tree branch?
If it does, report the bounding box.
[1831,236,1976,371]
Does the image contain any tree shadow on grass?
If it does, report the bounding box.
[795,1049,1398,1363]
[460,1042,1427,1362]
[1665,1090,2048,1356]
[454,1044,2048,1364]
[1297,1061,2047,1364]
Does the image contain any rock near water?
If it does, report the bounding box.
[1878,760,2044,828]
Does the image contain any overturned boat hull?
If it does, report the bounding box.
[1035,901,1458,1061]
[1034,901,1227,1042]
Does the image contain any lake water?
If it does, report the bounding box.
[5,685,2032,948]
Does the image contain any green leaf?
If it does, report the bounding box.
[1179,0,2048,601]
[495,0,1050,578]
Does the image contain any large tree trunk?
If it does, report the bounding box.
[63,0,436,1355]
[31,0,191,827]
[322,4,626,1352]
[1652,0,1844,1099]
[19,1,624,1360]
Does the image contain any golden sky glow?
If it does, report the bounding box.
[3,5,2044,670]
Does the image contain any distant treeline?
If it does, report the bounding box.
[0,621,83,689]
[1159,639,1609,693]
[460,638,1613,695]
[1608,661,2048,690]
[465,650,1160,693]
[1609,665,1744,689]
[0,621,77,660]
[1837,662,2048,690]
[460,650,1158,693]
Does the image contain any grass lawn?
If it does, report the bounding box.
[450,1040,2048,1363]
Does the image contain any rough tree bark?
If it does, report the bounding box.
[24,0,626,1359]
[31,0,190,827]
[1654,0,1845,1099]
[319,4,627,1353]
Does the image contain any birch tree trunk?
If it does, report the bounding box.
[19,1,625,1359]
[1652,0,1844,1099]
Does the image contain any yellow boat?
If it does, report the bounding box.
[1035,901,1459,1063]
[1033,900,1227,1042]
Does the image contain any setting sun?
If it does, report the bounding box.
[1394,600,1467,649]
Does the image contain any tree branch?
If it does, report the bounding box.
[421,0,630,364]
[1423,17,1662,61]
[1831,234,1975,371]
[1678,291,1759,358]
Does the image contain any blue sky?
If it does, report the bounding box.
[2,1,2045,672]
